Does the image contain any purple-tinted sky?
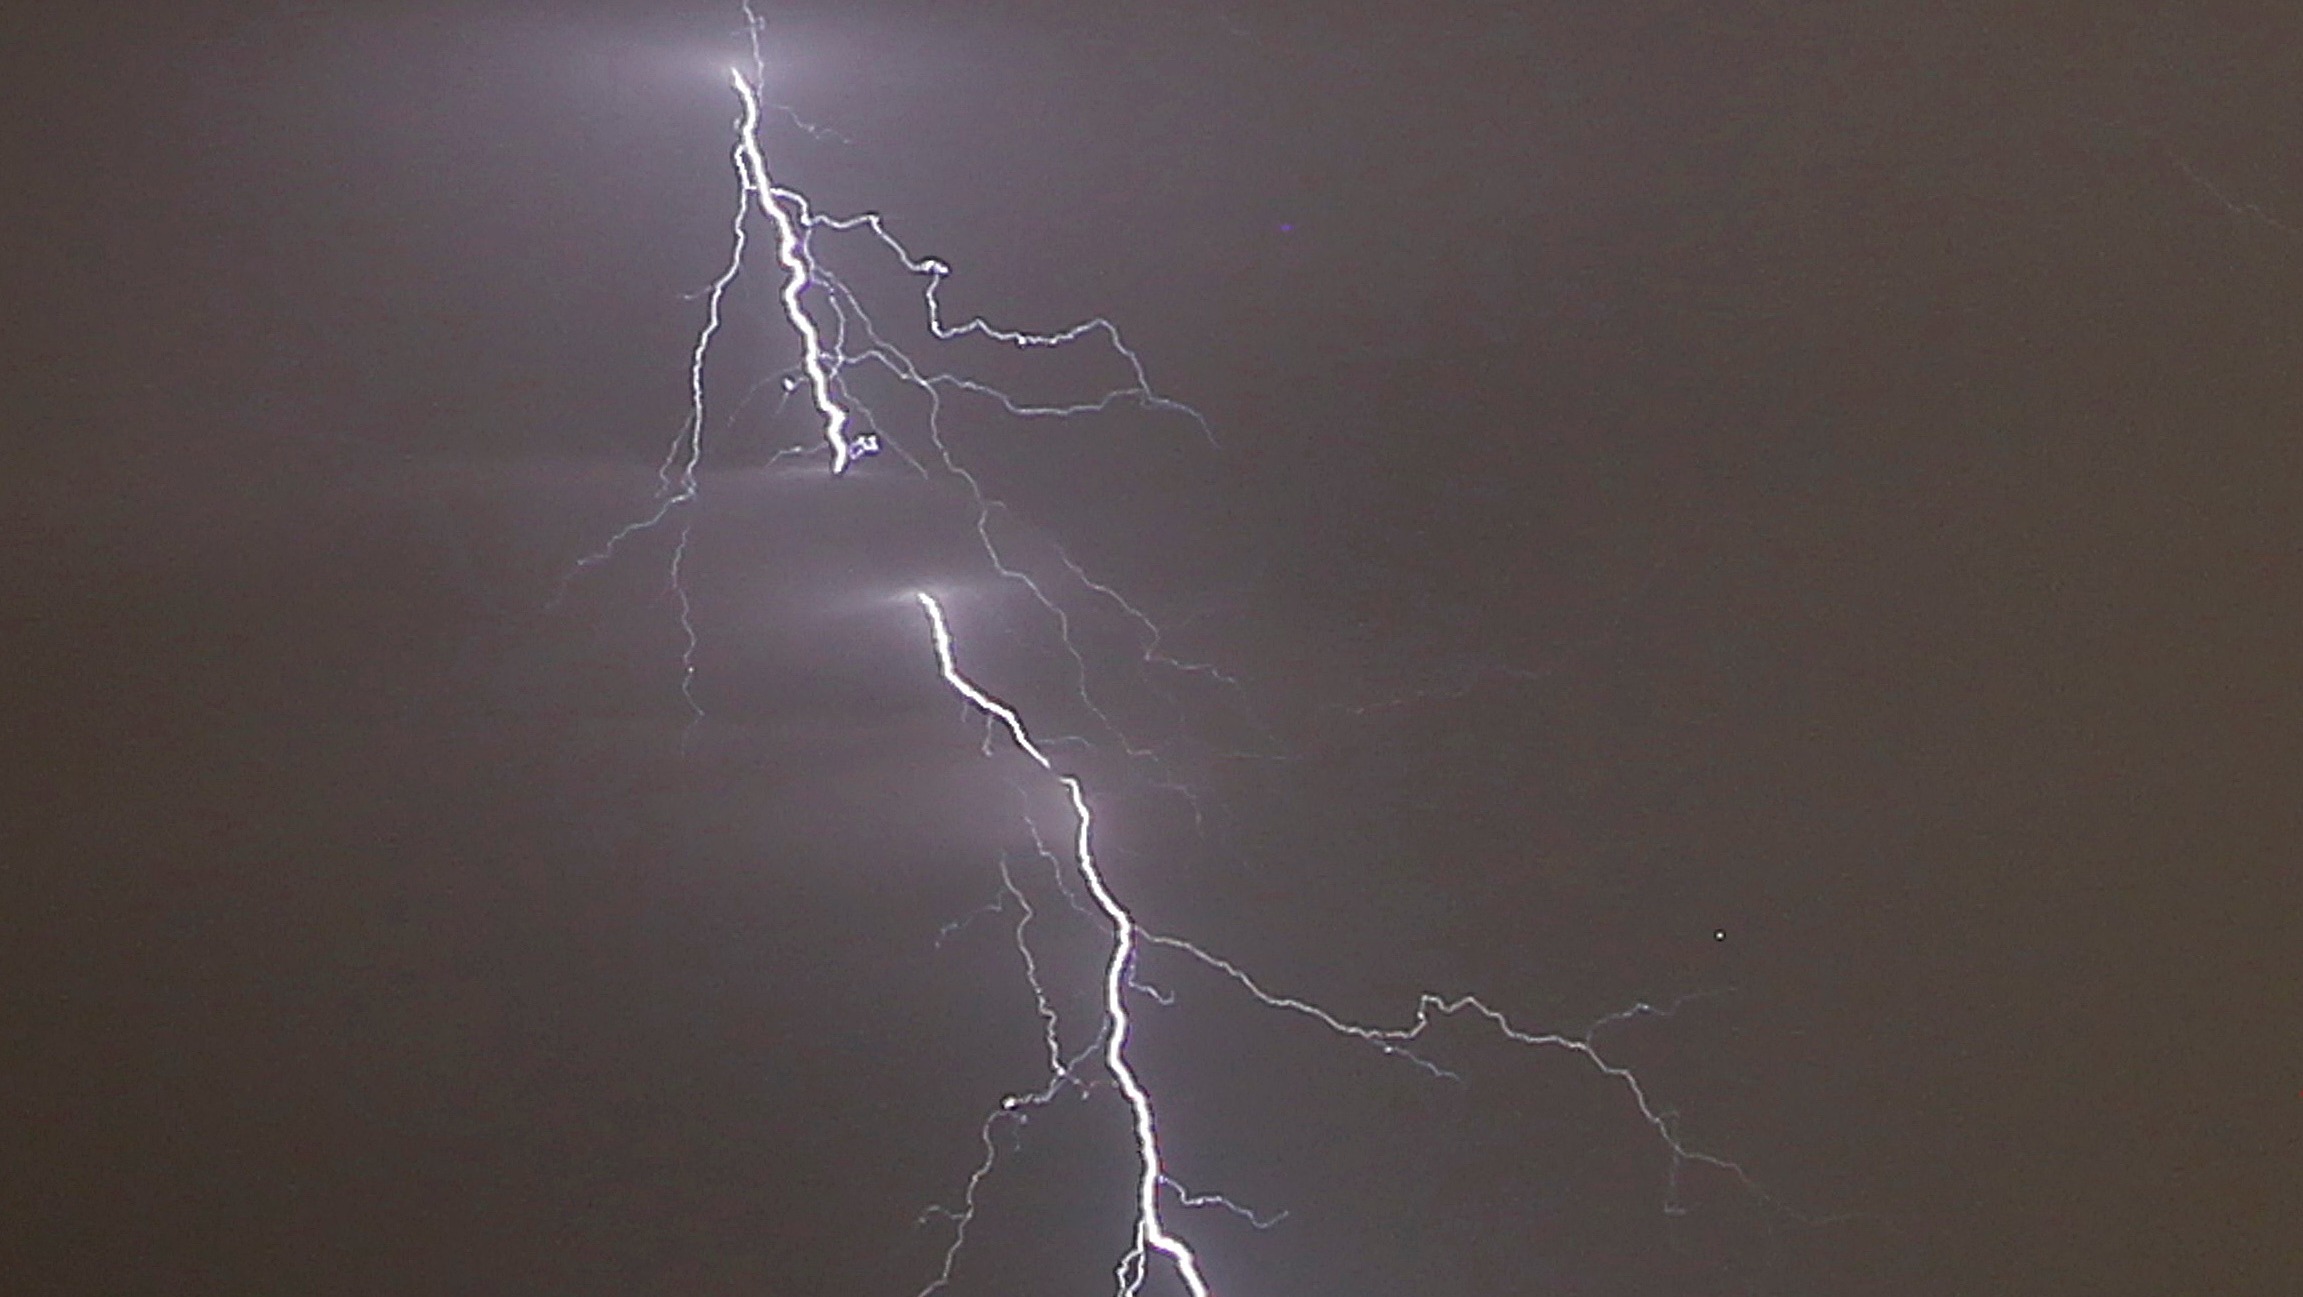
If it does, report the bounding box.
[5,2,2297,1294]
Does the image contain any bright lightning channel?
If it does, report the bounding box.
[917,590,1211,1297]
[725,68,858,476]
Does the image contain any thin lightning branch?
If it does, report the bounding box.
[1328,548,1675,719]
[779,201,1215,442]
[1053,544,1288,768]
[1129,972,1176,1007]
[552,112,753,602]
[1162,1176,1288,1230]
[2068,111,2303,247]
[915,1109,1022,1297]
[1136,933,1457,1082]
[734,0,851,145]
[668,519,703,734]
[933,890,1009,948]
[1059,546,1258,697]
[918,852,1107,1297]
[2167,151,2303,241]
[995,852,1067,1081]
[1020,798,1099,922]
[1141,932,1775,1215]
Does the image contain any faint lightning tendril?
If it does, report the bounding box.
[1140,935,1772,1214]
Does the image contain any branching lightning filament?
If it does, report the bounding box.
[562,27,1799,1295]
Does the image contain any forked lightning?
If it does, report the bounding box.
[563,13,1792,1291]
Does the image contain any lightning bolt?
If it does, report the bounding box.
[916,590,1212,1297]
[562,11,1814,1293]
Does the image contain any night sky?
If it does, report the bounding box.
[5,2,2297,1294]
